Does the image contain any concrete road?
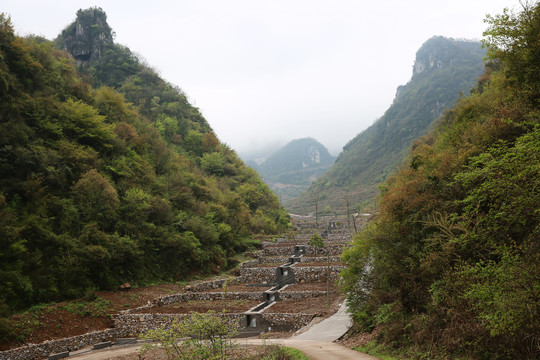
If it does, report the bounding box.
[241,339,379,360]
[294,301,352,341]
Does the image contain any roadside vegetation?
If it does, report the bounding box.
[341,3,540,359]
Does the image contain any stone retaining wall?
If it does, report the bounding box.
[278,291,328,301]
[261,313,316,332]
[0,328,128,360]
[300,256,341,263]
[238,265,345,284]
[293,266,345,283]
[186,278,244,292]
[305,245,349,256]
[155,292,263,306]
[112,313,244,335]
[121,291,264,314]
[240,260,260,268]
[258,256,289,264]
[262,246,295,256]
[263,244,349,257]
[239,267,276,283]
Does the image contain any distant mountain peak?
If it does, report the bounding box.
[57,7,114,62]
[412,36,480,76]
[286,36,486,215]
[254,137,335,203]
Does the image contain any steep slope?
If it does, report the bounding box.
[0,8,289,315]
[256,138,335,202]
[340,4,540,359]
[286,36,485,215]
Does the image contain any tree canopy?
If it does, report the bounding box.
[0,9,289,318]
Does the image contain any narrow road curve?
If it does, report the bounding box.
[69,339,379,360]
[240,339,379,360]
[293,301,352,341]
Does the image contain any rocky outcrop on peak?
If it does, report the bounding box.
[56,7,113,62]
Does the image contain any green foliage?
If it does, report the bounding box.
[260,345,310,360]
[72,169,119,227]
[60,297,112,317]
[483,2,540,102]
[308,233,324,249]
[0,8,289,313]
[139,311,238,360]
[341,4,540,359]
[354,341,401,360]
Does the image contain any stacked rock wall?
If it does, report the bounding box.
[112,313,244,335]
[278,291,328,301]
[0,329,127,360]
[262,313,316,332]
[292,266,345,283]
[239,267,276,283]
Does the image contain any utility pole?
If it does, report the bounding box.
[346,190,351,231]
[312,191,319,228]
[323,231,330,308]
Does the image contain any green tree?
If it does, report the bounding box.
[308,233,324,255]
[139,311,238,360]
[483,1,540,101]
[72,169,119,228]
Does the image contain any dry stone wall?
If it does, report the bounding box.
[239,267,277,283]
[278,291,328,301]
[300,256,341,263]
[262,313,316,332]
[112,313,244,335]
[186,278,244,292]
[292,266,345,283]
[258,256,290,264]
[0,328,127,360]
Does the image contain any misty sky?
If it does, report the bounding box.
[3,0,523,156]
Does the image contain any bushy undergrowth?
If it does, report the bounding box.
[341,3,540,359]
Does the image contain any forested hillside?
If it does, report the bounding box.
[341,3,539,359]
[0,7,289,318]
[287,37,485,215]
[255,137,335,203]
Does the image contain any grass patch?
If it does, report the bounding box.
[281,346,310,360]
[354,340,401,360]
[60,297,112,317]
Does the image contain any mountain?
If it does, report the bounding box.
[255,138,335,203]
[286,36,486,215]
[340,3,540,358]
[0,8,289,313]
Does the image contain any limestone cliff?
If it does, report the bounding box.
[56,7,113,62]
[286,36,486,215]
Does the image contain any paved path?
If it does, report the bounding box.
[240,339,379,360]
[294,300,352,341]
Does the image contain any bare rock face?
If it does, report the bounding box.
[58,7,114,62]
